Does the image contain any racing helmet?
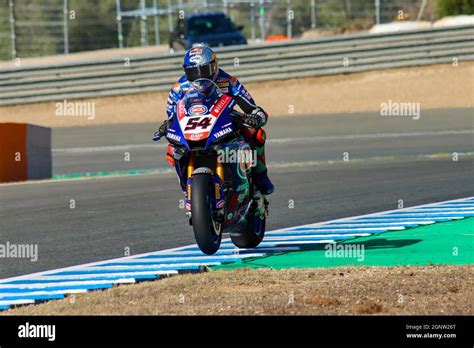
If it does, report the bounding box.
[183,44,218,94]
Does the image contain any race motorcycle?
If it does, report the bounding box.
[153,80,268,255]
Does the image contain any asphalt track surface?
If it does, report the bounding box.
[0,108,473,278]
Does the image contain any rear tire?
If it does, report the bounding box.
[191,174,222,255]
[230,213,266,249]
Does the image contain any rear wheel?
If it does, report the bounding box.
[191,174,222,255]
[230,207,266,249]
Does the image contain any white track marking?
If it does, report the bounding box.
[0,299,35,306]
[267,227,405,233]
[6,271,178,281]
[258,234,371,241]
[0,279,136,289]
[93,254,264,264]
[404,208,474,212]
[87,262,221,270]
[325,221,435,226]
[0,290,89,297]
[267,130,474,144]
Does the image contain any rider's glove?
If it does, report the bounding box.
[153,119,170,141]
[244,109,267,128]
[158,119,170,136]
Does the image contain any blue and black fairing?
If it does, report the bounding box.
[166,115,187,148]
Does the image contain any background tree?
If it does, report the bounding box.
[437,0,474,17]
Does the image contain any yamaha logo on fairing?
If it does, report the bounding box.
[188,105,208,115]
[167,133,181,142]
[213,127,232,139]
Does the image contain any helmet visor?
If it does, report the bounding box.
[184,61,217,82]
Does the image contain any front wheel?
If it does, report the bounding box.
[191,174,222,255]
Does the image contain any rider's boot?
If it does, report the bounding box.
[240,126,274,195]
[252,143,274,195]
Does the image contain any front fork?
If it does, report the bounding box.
[185,152,225,223]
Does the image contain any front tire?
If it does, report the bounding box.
[191,174,222,255]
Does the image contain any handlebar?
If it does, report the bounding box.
[229,110,245,120]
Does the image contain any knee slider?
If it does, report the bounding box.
[166,144,175,166]
[254,128,266,146]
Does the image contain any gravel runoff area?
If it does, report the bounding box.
[3,265,473,315]
[0,62,472,128]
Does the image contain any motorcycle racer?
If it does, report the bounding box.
[157,44,274,195]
